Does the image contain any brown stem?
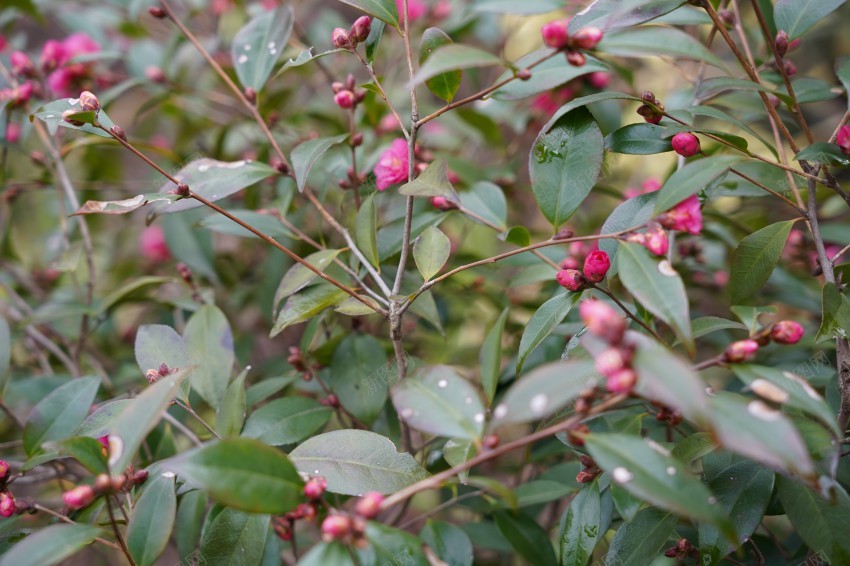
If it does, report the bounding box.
[352,50,409,139]
[105,495,137,566]
[589,283,664,342]
[692,355,726,371]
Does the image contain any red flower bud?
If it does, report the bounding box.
[304,476,327,500]
[583,250,610,283]
[430,196,457,211]
[556,269,585,292]
[78,91,100,113]
[483,434,500,449]
[579,300,625,344]
[0,461,9,483]
[334,89,356,109]
[671,132,700,157]
[565,50,586,67]
[148,6,167,18]
[332,28,351,49]
[837,125,850,156]
[350,16,372,43]
[145,65,167,83]
[724,339,759,363]
[579,454,595,468]
[606,368,637,394]
[62,485,96,510]
[351,132,363,147]
[321,514,353,541]
[540,20,570,49]
[132,469,149,486]
[0,492,15,517]
[587,71,609,89]
[775,30,789,57]
[517,68,532,81]
[771,321,804,344]
[354,491,384,519]
[575,470,597,483]
[572,26,603,50]
[783,59,797,77]
[644,223,669,256]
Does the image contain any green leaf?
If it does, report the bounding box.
[460,181,507,231]
[365,19,385,62]
[335,0,399,28]
[473,0,564,14]
[155,159,277,214]
[516,292,581,374]
[127,473,177,566]
[599,192,658,273]
[610,484,641,522]
[420,520,473,566]
[413,225,451,281]
[392,365,485,441]
[597,26,725,68]
[730,305,778,335]
[73,193,178,215]
[529,107,604,230]
[273,249,343,308]
[795,142,850,167]
[618,242,693,351]
[354,194,380,269]
[690,316,747,340]
[817,282,850,342]
[777,476,850,563]
[290,134,349,192]
[585,433,730,527]
[837,55,850,111]
[289,430,429,495]
[175,490,207,563]
[699,460,774,564]
[560,480,608,566]
[274,47,345,78]
[728,220,796,304]
[270,284,349,337]
[378,211,444,260]
[494,511,557,566]
[708,392,815,479]
[671,432,717,463]
[491,359,599,428]
[96,276,173,315]
[231,6,294,91]
[110,369,189,472]
[200,210,294,239]
[480,308,509,404]
[568,0,687,32]
[23,376,100,456]
[604,507,676,566]
[774,0,846,39]
[54,436,108,475]
[410,44,504,88]
[30,98,115,137]
[653,155,743,214]
[0,523,102,566]
[419,28,461,102]
[168,438,303,514]
[215,367,247,436]
[492,50,607,101]
[398,158,457,198]
[134,324,189,387]
[515,480,574,506]
[0,316,9,385]
[184,305,234,409]
[501,226,531,247]
[326,334,390,424]
[605,123,672,154]
[300,542,355,566]
[358,523,428,566]
[241,396,331,445]
[733,364,839,435]
[199,508,270,566]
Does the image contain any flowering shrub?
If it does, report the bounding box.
[1,0,850,564]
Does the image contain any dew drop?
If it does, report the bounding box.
[473,413,485,424]
[529,393,548,415]
[666,466,676,476]
[401,408,414,419]
[314,469,320,474]
[45,114,55,118]
[238,54,248,64]
[612,467,633,483]
[747,400,782,421]
[267,41,276,49]
[494,404,508,419]
[161,471,176,478]
[198,164,210,172]
[243,44,252,51]
[270,48,278,55]
[437,379,448,389]
[708,496,718,504]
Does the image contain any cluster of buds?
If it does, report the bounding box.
[339,165,367,189]
[556,250,610,292]
[624,222,669,257]
[636,91,665,124]
[575,454,601,483]
[63,468,149,511]
[653,403,683,426]
[144,362,178,384]
[580,300,637,394]
[317,492,384,546]
[332,16,372,50]
[540,19,603,67]
[332,74,367,110]
[273,502,320,540]
[671,131,701,157]
[723,320,804,364]
[664,538,698,560]
[0,82,37,108]
[0,461,24,519]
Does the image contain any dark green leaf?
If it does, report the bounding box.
[274,249,343,308]
[289,430,429,495]
[0,524,102,566]
[23,376,100,455]
[517,292,581,374]
[270,284,349,337]
[777,476,850,563]
[326,334,390,423]
[480,308,509,404]
[654,156,743,214]
[460,181,507,231]
[413,226,451,281]
[300,542,355,566]
[399,158,457,199]
[728,220,796,303]
[774,0,846,39]
[420,520,473,566]
[358,523,428,566]
[837,55,850,111]
[410,44,504,87]
[568,0,687,32]
[199,210,293,239]
[127,473,177,566]
[691,316,748,340]
[494,511,557,566]
[55,436,108,475]
[354,194,380,269]
[597,26,724,68]
[290,134,349,192]
[274,47,344,78]
[817,282,850,342]
[795,142,850,167]
[215,367,247,437]
[672,432,717,463]
[605,123,672,154]
[604,507,676,566]
[443,439,476,484]
[168,438,303,514]
[420,28,461,103]
[175,490,207,563]
[515,480,574,506]
[599,192,658,274]
[184,305,234,409]
[241,397,332,445]
[529,108,604,230]
[611,484,641,522]
[156,159,277,214]
[231,6,294,91]
[501,226,531,247]
[365,19,385,62]
[560,480,607,565]
[199,508,270,566]
[335,0,399,28]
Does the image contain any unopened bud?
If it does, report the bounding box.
[332,28,351,49]
[783,59,797,77]
[62,485,95,510]
[351,16,372,43]
[483,434,500,449]
[0,461,9,484]
[671,132,700,157]
[0,492,15,517]
[565,50,586,67]
[351,132,363,146]
[775,30,789,58]
[110,125,127,141]
[334,90,356,109]
[79,91,100,113]
[724,339,759,363]
[579,300,626,344]
[132,469,149,486]
[541,20,570,49]
[579,454,595,468]
[517,68,532,81]
[572,26,603,50]
[175,182,190,197]
[10,51,35,78]
[244,87,257,104]
[304,476,327,500]
[430,196,458,211]
[148,6,167,18]
[321,514,353,541]
[583,250,610,283]
[771,320,804,344]
[556,269,585,292]
[354,491,384,519]
[718,9,735,26]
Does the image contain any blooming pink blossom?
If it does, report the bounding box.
[837,125,850,156]
[139,225,171,262]
[659,195,702,235]
[40,40,67,72]
[397,0,428,22]
[373,139,409,191]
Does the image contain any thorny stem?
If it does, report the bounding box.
[380,394,628,510]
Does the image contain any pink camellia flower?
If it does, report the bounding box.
[659,195,702,235]
[354,492,384,519]
[583,250,610,283]
[47,68,75,96]
[373,138,409,191]
[396,0,428,22]
[541,20,570,49]
[606,368,637,394]
[40,40,67,72]
[836,125,850,156]
[10,51,35,77]
[62,33,100,59]
[644,223,669,256]
[139,225,171,262]
[377,114,402,134]
[572,26,603,50]
[62,485,96,510]
[0,492,14,518]
[556,269,585,292]
[771,321,804,344]
[5,123,21,144]
[724,339,759,363]
[671,132,701,157]
[579,299,625,344]
[587,71,609,89]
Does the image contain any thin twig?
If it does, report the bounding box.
[589,283,664,342]
[162,411,203,446]
[33,504,123,552]
[175,400,221,439]
[105,495,137,566]
[352,50,409,139]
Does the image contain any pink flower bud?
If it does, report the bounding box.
[350,16,372,43]
[671,132,700,157]
[62,485,95,509]
[145,65,167,83]
[774,30,789,57]
[606,368,637,394]
[0,461,9,482]
[587,71,610,89]
[541,20,569,49]
[724,339,759,363]
[334,89,356,109]
[837,125,850,156]
[572,26,603,50]
[644,223,669,256]
[132,469,149,486]
[783,59,797,77]
[321,514,352,541]
[771,321,804,344]
[39,40,67,73]
[354,491,384,519]
[10,51,35,78]
[78,90,100,113]
[595,347,626,378]
[556,269,585,292]
[5,122,20,144]
[583,250,610,283]
[304,476,327,500]
[430,196,457,211]
[565,50,586,67]
[658,195,702,235]
[0,492,14,517]
[579,300,626,344]
[332,28,351,49]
